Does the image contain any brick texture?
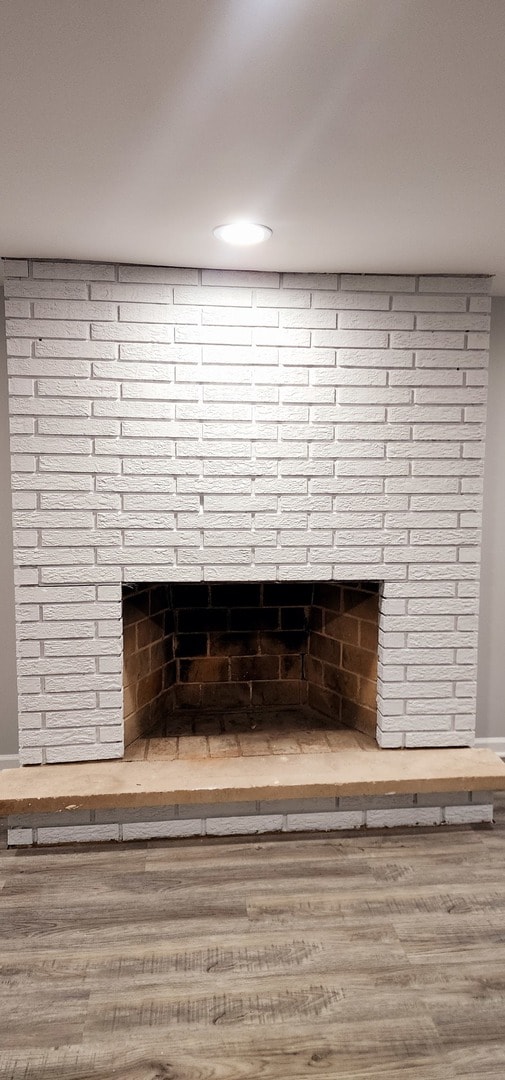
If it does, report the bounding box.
[6,790,493,845]
[3,260,491,763]
[121,581,378,737]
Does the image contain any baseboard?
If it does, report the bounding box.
[0,754,19,770]
[475,737,505,759]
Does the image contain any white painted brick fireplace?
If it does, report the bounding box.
[3,260,491,766]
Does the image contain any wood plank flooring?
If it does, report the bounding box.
[1,796,505,1078]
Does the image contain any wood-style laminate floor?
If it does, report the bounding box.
[124,706,376,761]
[1,797,505,1079]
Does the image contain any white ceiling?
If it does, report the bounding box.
[1,0,505,290]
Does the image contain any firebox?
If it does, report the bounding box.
[122,581,379,751]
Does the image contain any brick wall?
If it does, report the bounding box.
[307,582,378,737]
[3,260,491,763]
[122,583,174,746]
[121,581,378,737]
[171,582,308,711]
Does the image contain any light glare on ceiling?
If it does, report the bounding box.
[213,221,272,245]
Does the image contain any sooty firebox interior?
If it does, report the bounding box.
[122,581,379,753]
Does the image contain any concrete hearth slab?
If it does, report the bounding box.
[1,747,505,816]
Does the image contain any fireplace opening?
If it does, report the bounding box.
[122,581,380,758]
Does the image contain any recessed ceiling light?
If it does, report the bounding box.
[213,221,272,246]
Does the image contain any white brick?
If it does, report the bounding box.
[313,330,389,348]
[11,435,92,455]
[119,265,198,284]
[21,726,98,746]
[5,280,88,299]
[280,309,335,329]
[392,294,467,311]
[379,715,452,731]
[390,369,463,385]
[11,398,91,418]
[338,386,410,404]
[338,311,414,330]
[19,691,97,711]
[405,732,474,748]
[4,299,31,318]
[204,306,278,327]
[443,804,493,824]
[120,342,198,362]
[286,811,364,831]
[391,332,466,349]
[254,327,310,347]
[469,296,492,312]
[7,319,89,339]
[33,301,118,321]
[416,313,489,331]
[366,807,442,827]
[205,815,284,835]
[37,377,117,396]
[203,269,280,287]
[8,828,34,846]
[45,708,117,728]
[11,360,91,378]
[45,743,123,763]
[6,339,32,356]
[37,824,120,844]
[414,388,486,404]
[341,274,416,292]
[282,273,340,289]
[119,302,199,323]
[415,349,487,368]
[122,820,195,840]
[376,731,403,748]
[388,406,462,423]
[205,385,278,403]
[117,388,191,409]
[313,290,389,310]
[201,344,278,365]
[256,287,309,307]
[91,282,173,302]
[327,368,387,387]
[338,349,413,367]
[33,261,115,280]
[92,321,175,342]
[3,258,29,277]
[38,418,119,436]
[419,276,491,293]
[93,365,175,386]
[121,419,200,438]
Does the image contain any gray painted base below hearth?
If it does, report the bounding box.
[7,790,494,845]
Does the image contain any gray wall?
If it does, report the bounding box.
[0,287,18,756]
[477,297,505,743]
[0,287,503,757]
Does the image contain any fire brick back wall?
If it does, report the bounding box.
[121,580,378,734]
[3,259,491,764]
[170,581,309,712]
